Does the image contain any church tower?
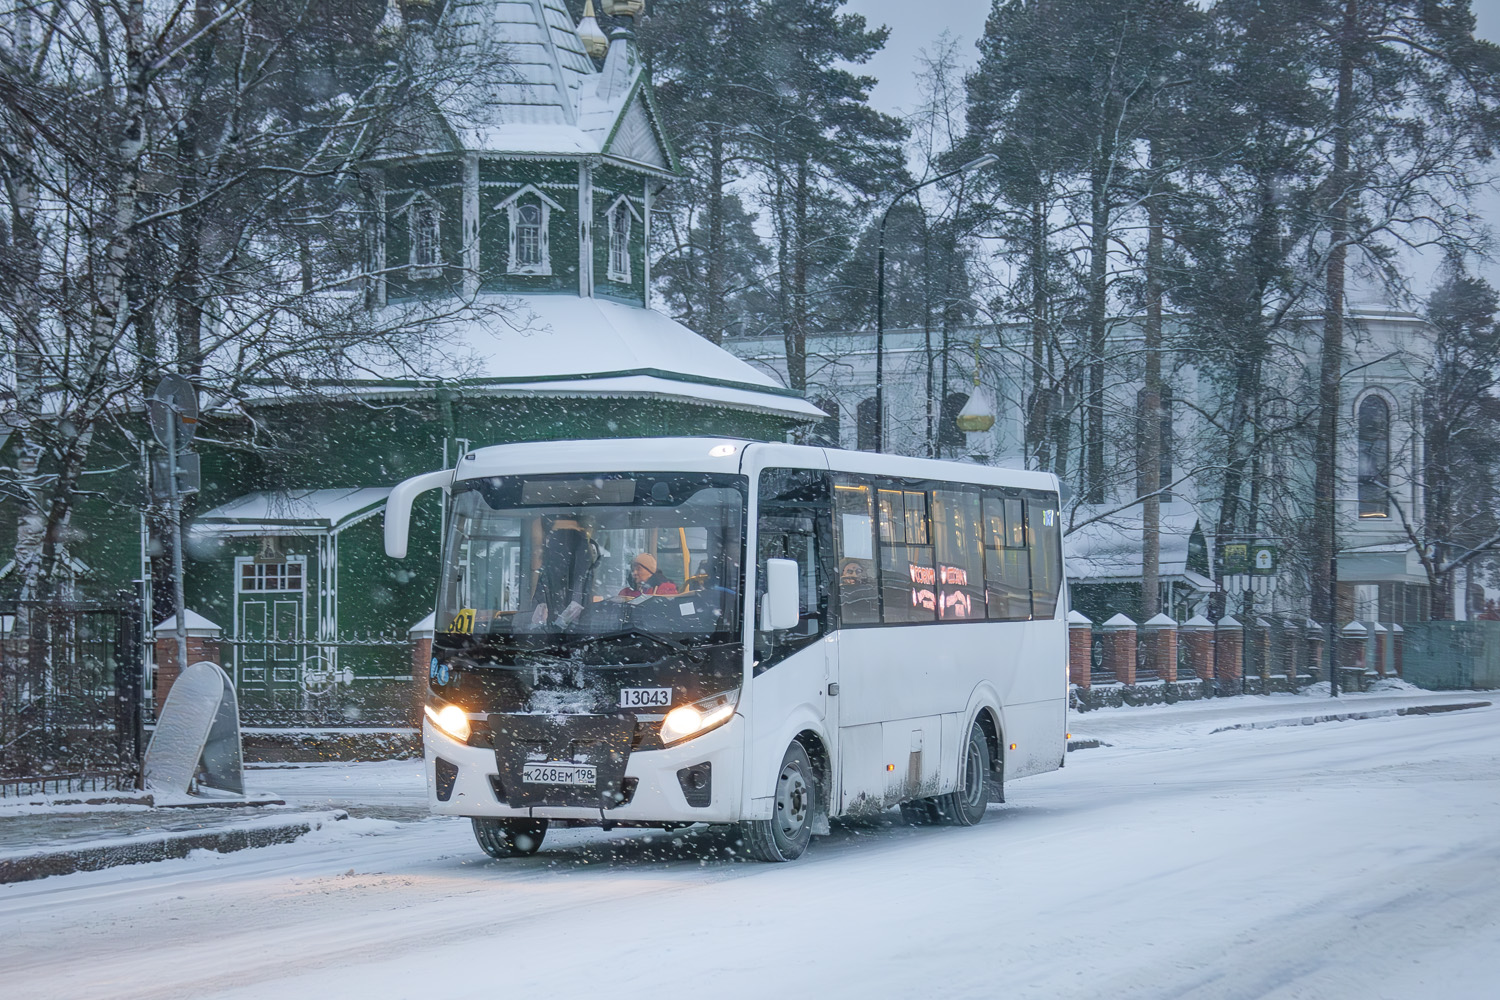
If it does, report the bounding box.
[369,0,677,309]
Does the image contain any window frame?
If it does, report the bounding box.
[605,194,640,284]
[828,474,1062,629]
[236,555,308,594]
[408,195,442,273]
[497,185,563,277]
[1356,393,1391,518]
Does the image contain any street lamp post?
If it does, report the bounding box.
[873,153,998,453]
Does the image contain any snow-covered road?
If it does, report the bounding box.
[4,693,1498,1000]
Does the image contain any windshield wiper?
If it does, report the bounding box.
[577,630,735,663]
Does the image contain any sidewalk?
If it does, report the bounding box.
[1068,678,1493,749]
[0,804,347,883]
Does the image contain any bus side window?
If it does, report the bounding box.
[878,485,935,623]
[930,487,984,619]
[833,479,880,624]
[755,468,831,672]
[983,495,1032,621]
[1028,498,1062,618]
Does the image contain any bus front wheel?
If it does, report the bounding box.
[931,721,991,827]
[472,817,548,858]
[739,742,816,862]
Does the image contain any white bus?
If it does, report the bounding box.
[384,437,1068,862]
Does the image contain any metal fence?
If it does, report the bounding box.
[1400,621,1500,690]
[0,597,144,796]
[217,633,414,727]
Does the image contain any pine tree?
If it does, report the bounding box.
[1300,0,1500,630]
[1408,269,1500,618]
[639,0,764,344]
[750,0,905,395]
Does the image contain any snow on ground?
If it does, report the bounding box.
[2,691,1497,1000]
[246,759,430,820]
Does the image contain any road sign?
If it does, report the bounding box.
[150,451,200,498]
[1219,541,1249,576]
[1250,543,1277,576]
[147,375,198,448]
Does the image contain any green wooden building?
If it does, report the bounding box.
[153,1,819,717]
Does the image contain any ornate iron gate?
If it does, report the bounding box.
[0,595,145,796]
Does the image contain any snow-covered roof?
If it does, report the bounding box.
[314,294,824,420]
[420,1,672,171]
[193,488,393,537]
[1065,505,1210,588]
[154,610,223,635]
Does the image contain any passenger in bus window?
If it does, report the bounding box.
[619,552,679,598]
[529,516,596,625]
[839,559,879,623]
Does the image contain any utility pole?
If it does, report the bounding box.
[148,376,200,675]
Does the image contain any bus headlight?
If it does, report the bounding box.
[660,690,738,745]
[424,702,471,743]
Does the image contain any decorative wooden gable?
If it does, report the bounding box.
[603,86,672,172]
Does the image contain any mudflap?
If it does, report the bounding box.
[489,713,636,809]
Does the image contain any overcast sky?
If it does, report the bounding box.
[847,0,1500,115]
[843,0,1500,298]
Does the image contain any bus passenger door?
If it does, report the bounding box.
[749,465,837,820]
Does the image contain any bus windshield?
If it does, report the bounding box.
[437,473,745,658]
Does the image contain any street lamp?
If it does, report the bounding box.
[873,153,998,453]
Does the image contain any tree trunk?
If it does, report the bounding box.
[704,123,726,345]
[783,158,808,395]
[921,221,935,458]
[4,6,46,602]
[1310,0,1358,629]
[1026,199,1051,472]
[1086,149,1109,503]
[36,0,149,595]
[1423,410,1455,619]
[1140,166,1164,619]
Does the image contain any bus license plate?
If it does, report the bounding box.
[619,687,672,709]
[522,763,597,787]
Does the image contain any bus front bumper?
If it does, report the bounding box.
[423,713,744,825]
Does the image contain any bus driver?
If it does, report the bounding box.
[618,553,679,598]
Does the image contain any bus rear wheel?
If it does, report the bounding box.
[472,817,548,858]
[931,721,990,827]
[739,742,815,862]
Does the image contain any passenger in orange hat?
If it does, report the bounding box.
[619,552,679,598]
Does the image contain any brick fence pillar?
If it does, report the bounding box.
[153,611,223,717]
[1251,617,1274,684]
[409,612,436,726]
[1068,610,1093,688]
[1214,615,1244,689]
[1371,622,1389,677]
[1340,621,1367,672]
[1142,613,1178,682]
[1304,618,1326,682]
[1180,614,1214,681]
[1101,613,1138,685]
[1391,623,1404,677]
[1280,618,1301,685]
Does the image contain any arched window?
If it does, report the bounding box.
[939,391,969,454]
[606,197,637,283]
[811,396,841,447]
[409,197,441,269]
[515,203,543,268]
[857,397,879,452]
[497,185,562,276]
[1357,395,1390,517]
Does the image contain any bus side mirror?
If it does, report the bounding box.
[761,558,800,631]
[384,470,453,559]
